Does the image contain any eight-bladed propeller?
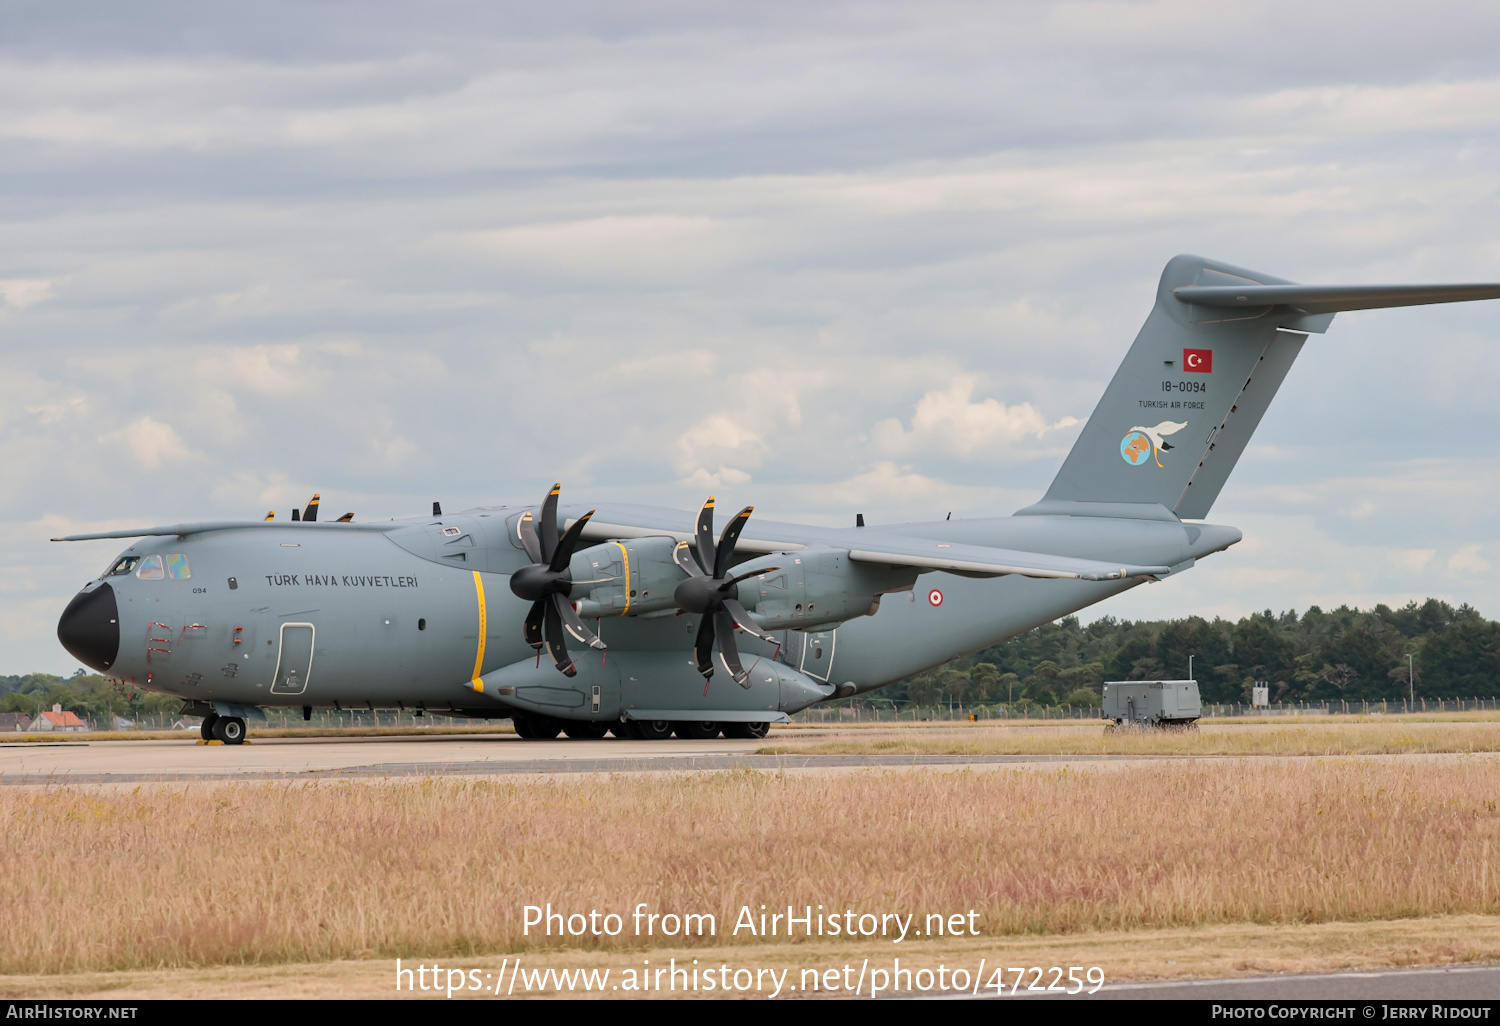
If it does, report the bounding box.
[672,497,780,689]
[508,483,606,677]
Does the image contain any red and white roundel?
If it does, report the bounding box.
[928,589,944,607]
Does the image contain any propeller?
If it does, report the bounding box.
[671,497,780,689]
[263,494,352,522]
[508,483,606,677]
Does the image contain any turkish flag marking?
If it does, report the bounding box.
[1184,348,1213,373]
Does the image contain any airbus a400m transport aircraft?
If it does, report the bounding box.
[53,255,1500,744]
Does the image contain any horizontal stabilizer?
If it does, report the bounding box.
[1174,282,1500,314]
[848,538,1168,581]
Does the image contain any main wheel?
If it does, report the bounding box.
[200,713,219,741]
[608,721,641,740]
[723,721,770,739]
[511,715,536,738]
[634,719,673,740]
[214,716,247,745]
[562,721,609,739]
[526,714,564,739]
[672,721,722,740]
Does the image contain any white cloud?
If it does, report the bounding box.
[100,416,195,469]
[0,279,54,309]
[871,376,1078,459]
[1447,544,1491,575]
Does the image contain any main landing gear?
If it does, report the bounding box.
[510,715,771,741]
[198,711,248,745]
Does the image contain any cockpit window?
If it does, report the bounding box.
[164,553,191,580]
[106,556,140,577]
[135,554,165,580]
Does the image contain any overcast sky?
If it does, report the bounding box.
[6,1,1500,673]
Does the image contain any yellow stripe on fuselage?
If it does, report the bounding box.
[470,571,487,691]
[613,541,630,616]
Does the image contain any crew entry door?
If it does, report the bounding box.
[269,623,315,695]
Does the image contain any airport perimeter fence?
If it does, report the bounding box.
[792,695,1500,724]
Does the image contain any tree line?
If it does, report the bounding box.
[0,672,180,723]
[886,598,1500,709]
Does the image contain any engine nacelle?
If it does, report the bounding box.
[733,548,918,630]
[568,536,684,618]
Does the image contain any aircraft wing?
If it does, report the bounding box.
[52,521,396,541]
[846,538,1170,581]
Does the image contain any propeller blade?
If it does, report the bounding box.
[335,512,354,523]
[555,594,605,650]
[714,609,751,687]
[714,506,754,579]
[517,511,542,564]
[549,509,594,573]
[723,566,780,591]
[539,483,561,561]
[692,613,717,678]
[302,493,320,522]
[263,511,275,521]
[543,596,577,677]
[721,597,777,645]
[672,540,706,577]
[692,497,716,575]
[524,598,546,650]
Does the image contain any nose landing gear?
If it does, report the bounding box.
[198,712,247,745]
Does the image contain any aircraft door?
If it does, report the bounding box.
[798,628,835,682]
[269,622,315,695]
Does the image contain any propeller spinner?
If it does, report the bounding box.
[508,483,606,677]
[672,497,780,689]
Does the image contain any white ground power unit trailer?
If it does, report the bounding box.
[1102,680,1202,729]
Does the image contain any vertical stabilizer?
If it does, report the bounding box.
[1019,255,1500,521]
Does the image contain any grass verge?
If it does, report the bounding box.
[757,720,1500,756]
[3,759,1498,975]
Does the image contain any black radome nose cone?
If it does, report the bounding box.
[57,583,119,672]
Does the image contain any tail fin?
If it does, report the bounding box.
[1021,254,1500,521]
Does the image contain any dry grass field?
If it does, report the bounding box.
[3,757,1498,978]
[759,719,1500,757]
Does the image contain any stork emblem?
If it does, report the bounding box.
[1120,420,1188,468]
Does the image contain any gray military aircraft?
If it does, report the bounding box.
[53,255,1500,744]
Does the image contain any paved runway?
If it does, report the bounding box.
[4,731,1492,785]
[0,732,1144,784]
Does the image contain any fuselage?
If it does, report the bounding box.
[57,501,1240,721]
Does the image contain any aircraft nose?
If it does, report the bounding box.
[57,582,120,673]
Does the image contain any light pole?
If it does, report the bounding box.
[1408,653,1414,705]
